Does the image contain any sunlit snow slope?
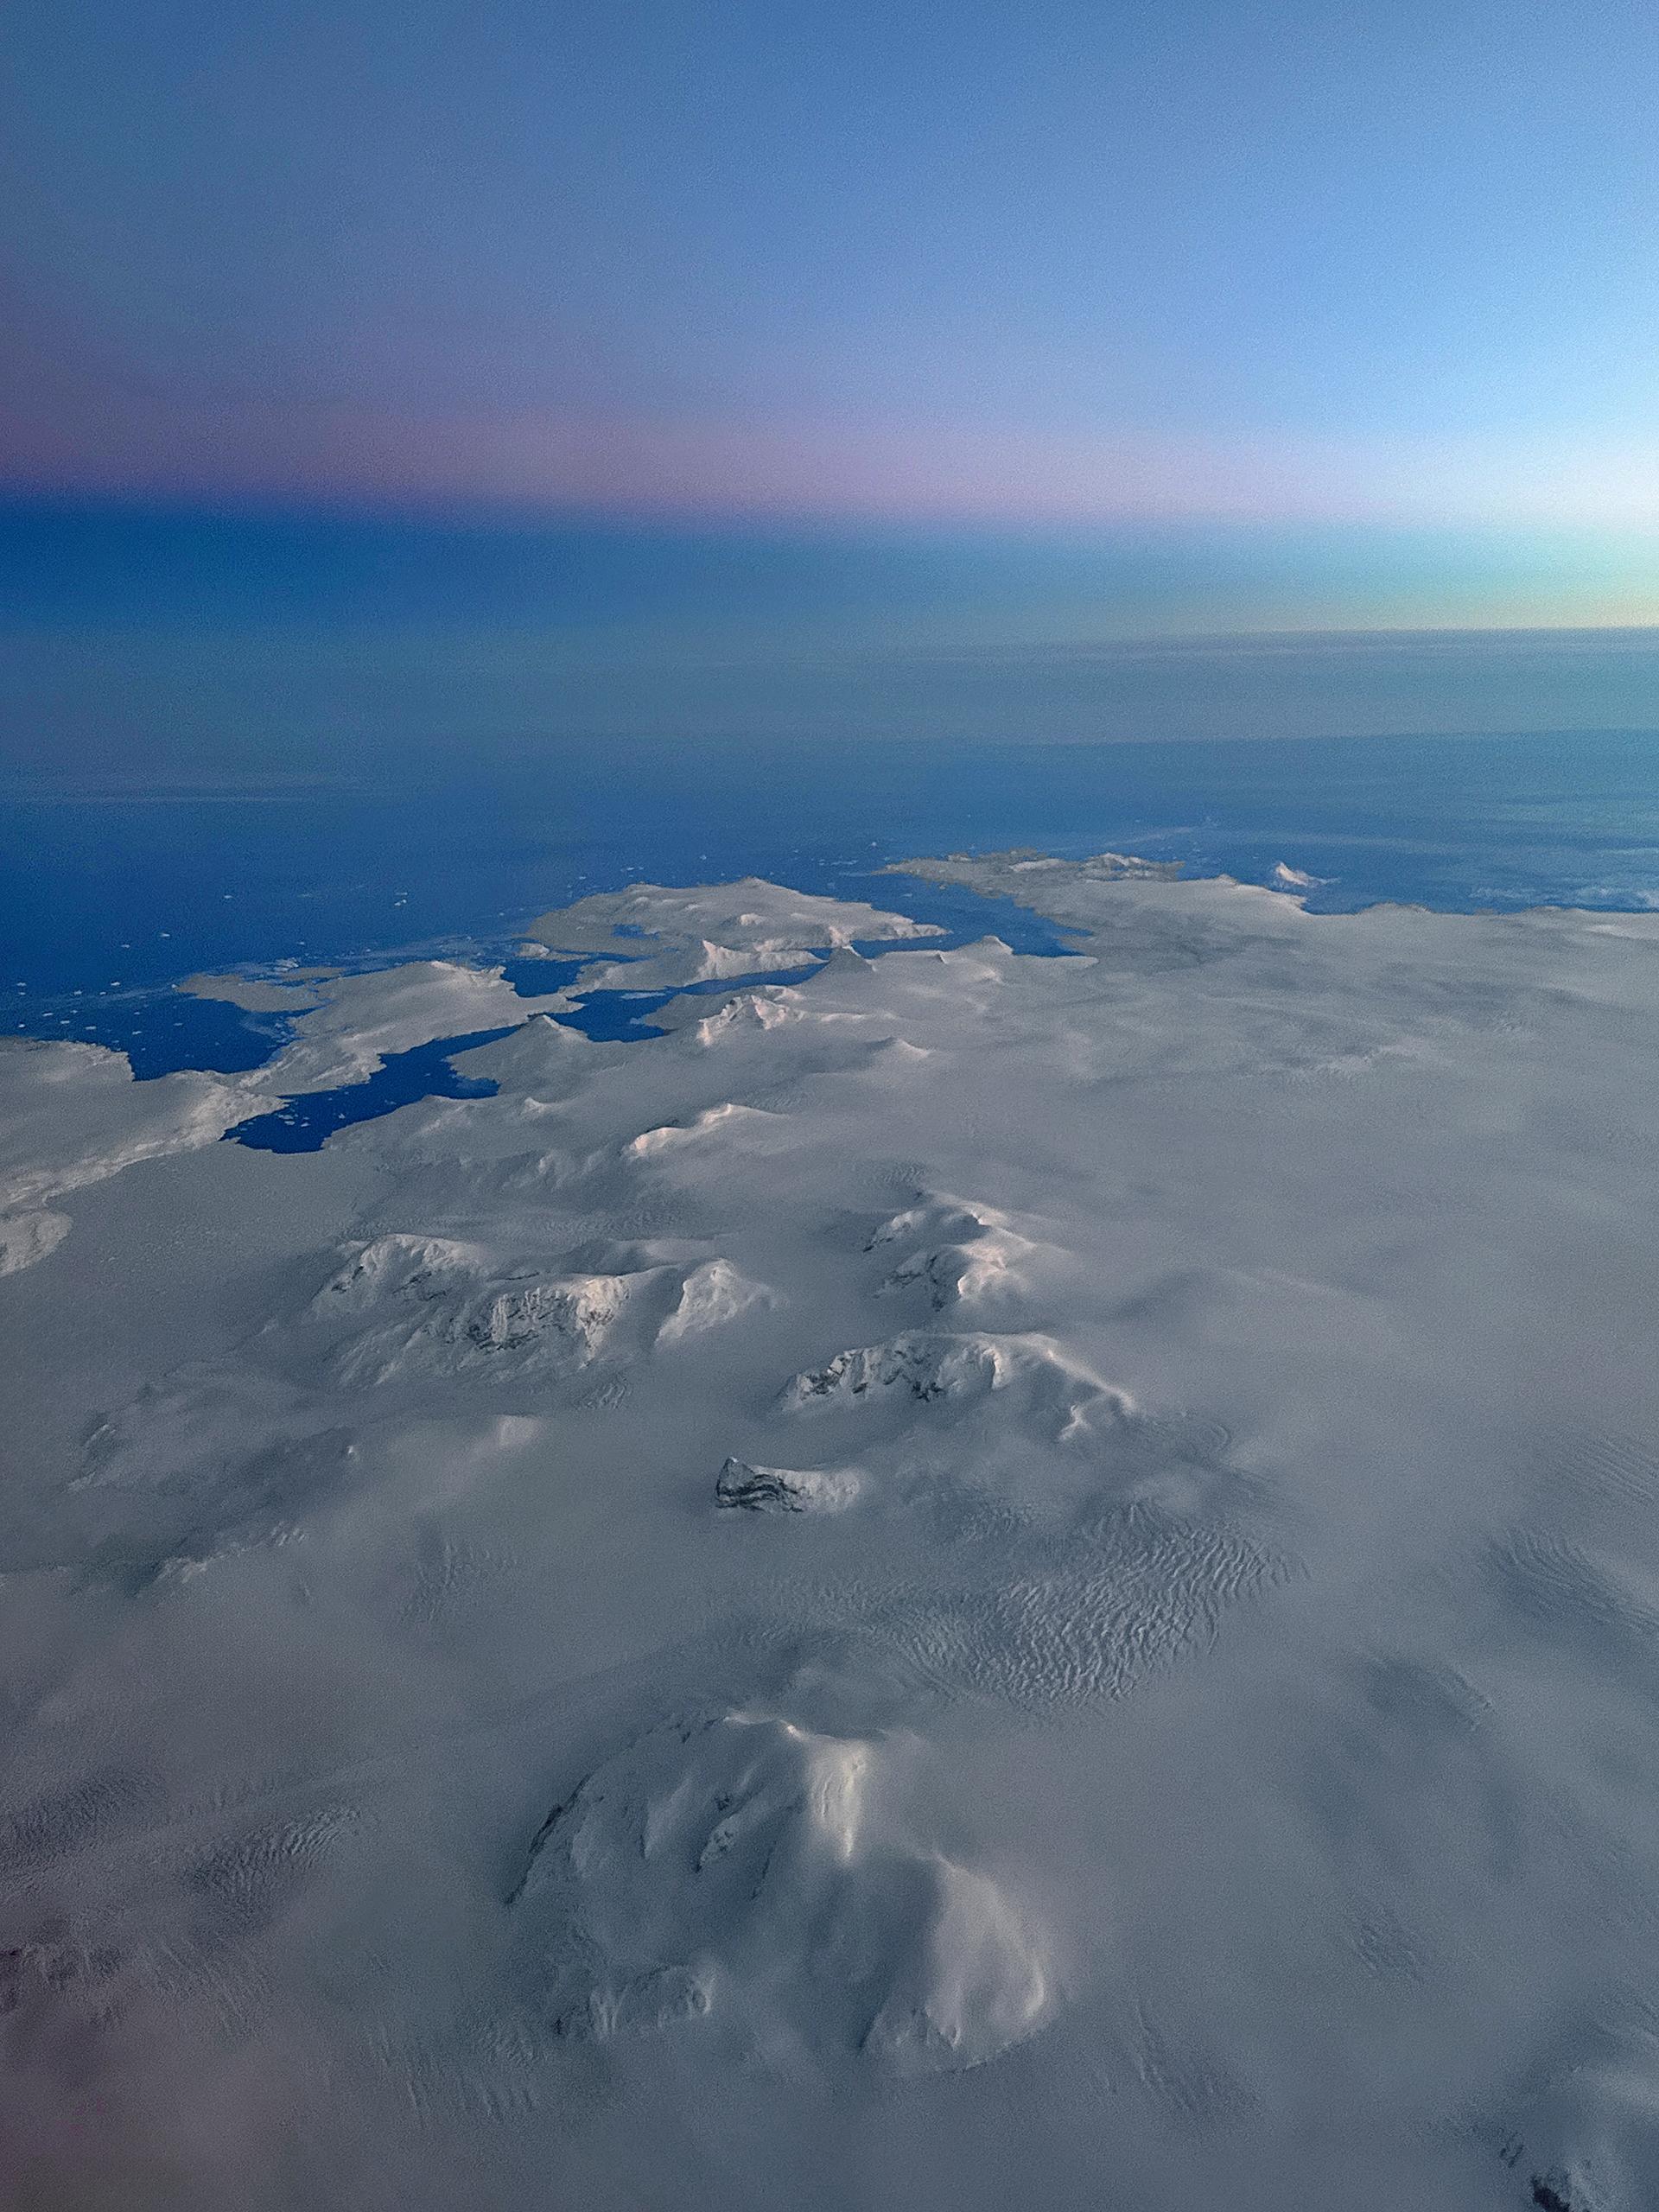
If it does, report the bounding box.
[3,856,1658,2212]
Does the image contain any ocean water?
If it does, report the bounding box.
[224,1024,517,1153]
[5,728,1659,1144]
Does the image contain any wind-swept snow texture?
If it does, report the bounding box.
[5,857,1659,2211]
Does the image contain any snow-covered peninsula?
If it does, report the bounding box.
[5,855,1658,2212]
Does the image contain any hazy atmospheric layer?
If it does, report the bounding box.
[3,854,1657,2212]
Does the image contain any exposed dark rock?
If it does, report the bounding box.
[715,1457,808,1510]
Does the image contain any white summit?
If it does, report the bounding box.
[5,853,1659,2212]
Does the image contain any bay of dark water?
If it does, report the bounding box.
[6,730,1658,1141]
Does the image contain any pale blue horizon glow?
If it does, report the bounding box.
[3,0,1658,532]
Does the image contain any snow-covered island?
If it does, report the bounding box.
[4,855,1658,2212]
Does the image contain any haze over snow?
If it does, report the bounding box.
[3,855,1658,2212]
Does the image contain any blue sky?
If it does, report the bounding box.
[3,0,1658,542]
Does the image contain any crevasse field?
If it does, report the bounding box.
[4,851,1658,2211]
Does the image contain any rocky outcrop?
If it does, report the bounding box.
[715,1457,859,1511]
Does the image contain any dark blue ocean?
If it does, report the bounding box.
[4,510,1658,1139]
[6,730,1659,1118]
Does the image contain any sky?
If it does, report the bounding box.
[3,0,1659,537]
